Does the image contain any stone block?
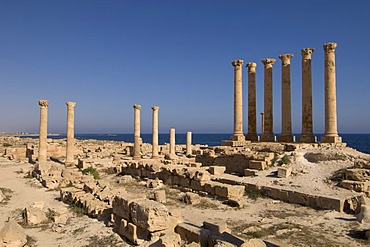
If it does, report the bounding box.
[184,192,200,205]
[345,169,370,182]
[316,195,345,212]
[209,166,226,175]
[244,169,258,177]
[356,205,370,223]
[175,222,210,246]
[129,199,169,232]
[341,180,369,192]
[154,190,166,204]
[190,180,205,192]
[249,161,267,170]
[113,195,140,220]
[180,177,191,188]
[277,166,292,178]
[202,221,230,235]
[204,182,216,195]
[214,184,244,199]
[194,171,211,182]
[0,220,27,247]
[24,207,48,225]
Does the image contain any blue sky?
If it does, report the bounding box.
[1,0,369,134]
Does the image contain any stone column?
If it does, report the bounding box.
[151,106,160,159]
[133,105,141,160]
[261,112,265,138]
[186,131,192,156]
[38,100,48,168]
[169,128,176,155]
[246,62,258,141]
[299,48,316,143]
[231,59,245,141]
[65,102,76,166]
[261,58,276,142]
[321,42,342,143]
[278,54,294,142]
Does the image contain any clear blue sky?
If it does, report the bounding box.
[1,0,369,134]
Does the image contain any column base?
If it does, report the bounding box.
[278,135,294,143]
[221,140,251,147]
[298,134,316,143]
[245,133,258,142]
[230,134,245,142]
[261,133,275,142]
[321,135,342,143]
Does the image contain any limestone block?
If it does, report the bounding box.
[152,231,182,247]
[184,192,200,205]
[209,166,226,175]
[244,169,258,177]
[203,221,230,235]
[190,180,205,192]
[341,180,369,192]
[214,184,244,199]
[41,177,60,189]
[113,195,139,220]
[315,195,345,212]
[356,205,370,223]
[204,182,216,195]
[249,161,267,170]
[0,220,27,247]
[154,190,166,204]
[180,177,191,188]
[24,207,48,225]
[129,199,169,232]
[175,222,210,246]
[194,171,211,182]
[345,169,370,182]
[277,166,292,178]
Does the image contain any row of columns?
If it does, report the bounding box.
[37,100,76,169]
[133,105,192,161]
[231,42,341,143]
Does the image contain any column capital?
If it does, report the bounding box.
[261,58,276,67]
[38,100,48,108]
[246,62,257,72]
[151,106,160,111]
[231,59,244,70]
[323,42,337,54]
[66,101,76,108]
[133,104,141,110]
[279,54,294,65]
[301,48,315,56]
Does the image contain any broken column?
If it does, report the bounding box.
[169,128,176,156]
[65,101,76,166]
[186,131,192,156]
[231,59,245,142]
[133,105,141,160]
[278,54,294,142]
[299,48,316,143]
[151,106,159,159]
[261,58,276,142]
[246,62,258,141]
[38,100,48,169]
[321,42,342,143]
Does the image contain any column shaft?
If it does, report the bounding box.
[261,59,276,142]
[65,102,76,165]
[38,100,48,168]
[299,48,316,143]
[186,131,192,156]
[246,62,258,141]
[231,59,245,141]
[133,105,141,160]
[321,42,342,143]
[278,54,294,142]
[151,106,159,159]
[169,128,175,155]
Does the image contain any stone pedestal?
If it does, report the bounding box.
[151,106,159,159]
[321,42,342,143]
[278,54,294,143]
[65,102,76,166]
[261,58,276,142]
[133,105,141,160]
[231,59,245,142]
[186,131,192,156]
[299,48,316,143]
[246,62,258,141]
[37,100,48,170]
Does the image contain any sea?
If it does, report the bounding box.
[21,133,370,155]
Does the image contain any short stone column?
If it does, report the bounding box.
[231,59,245,141]
[246,62,258,141]
[261,58,276,142]
[38,100,48,168]
[278,54,294,142]
[133,105,141,160]
[186,131,192,156]
[169,128,176,155]
[151,106,160,159]
[299,48,316,143]
[65,102,76,166]
[321,42,342,143]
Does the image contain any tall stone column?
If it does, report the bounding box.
[65,102,76,166]
[246,62,258,141]
[133,105,141,160]
[186,131,192,156]
[278,54,294,142]
[321,42,342,143]
[38,100,48,169]
[261,58,276,142]
[151,106,160,159]
[169,128,176,155]
[261,112,265,138]
[299,48,316,143]
[231,59,245,141]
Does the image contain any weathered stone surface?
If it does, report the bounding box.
[345,169,370,182]
[214,184,244,199]
[249,161,267,170]
[357,205,370,223]
[175,222,210,246]
[112,194,139,221]
[277,166,292,178]
[203,221,230,235]
[152,231,182,247]
[154,190,166,204]
[24,207,48,225]
[184,192,200,205]
[129,199,169,232]
[0,220,27,247]
[209,166,226,175]
[341,180,369,192]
